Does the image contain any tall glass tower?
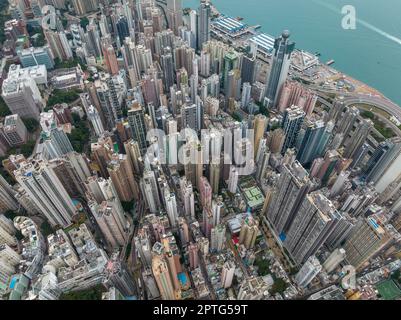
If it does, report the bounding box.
[265,30,295,108]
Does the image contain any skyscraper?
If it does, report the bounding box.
[90,200,128,249]
[127,102,148,155]
[152,255,178,300]
[14,160,77,227]
[295,255,322,288]
[266,160,313,236]
[107,154,140,202]
[284,192,342,265]
[221,260,235,289]
[166,0,183,36]
[265,30,295,107]
[239,215,259,249]
[197,0,211,50]
[297,120,332,166]
[343,217,392,270]
[281,105,305,154]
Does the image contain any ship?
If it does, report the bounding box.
[326,59,335,66]
[236,16,244,21]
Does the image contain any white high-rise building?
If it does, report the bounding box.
[295,255,322,288]
[14,160,77,227]
[0,215,17,247]
[87,105,105,137]
[165,190,178,228]
[180,177,195,220]
[227,165,239,194]
[0,175,19,213]
[221,260,235,289]
[210,224,226,253]
[323,248,346,274]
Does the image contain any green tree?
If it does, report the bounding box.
[40,220,55,237]
[0,96,11,117]
[80,17,90,29]
[270,278,288,295]
[22,118,39,133]
[20,140,36,158]
[60,284,107,300]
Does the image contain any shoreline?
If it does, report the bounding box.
[203,1,401,110]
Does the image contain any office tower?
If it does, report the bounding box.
[266,128,285,154]
[241,82,252,109]
[107,154,139,203]
[127,102,148,155]
[116,15,130,45]
[284,192,342,265]
[266,161,312,236]
[165,190,179,228]
[295,256,322,288]
[0,175,18,214]
[323,248,347,273]
[264,30,295,107]
[17,46,55,70]
[222,50,240,94]
[2,74,42,120]
[343,217,392,270]
[141,170,162,213]
[104,253,136,297]
[0,114,27,147]
[161,47,175,91]
[152,255,179,300]
[14,160,77,227]
[166,0,183,35]
[241,55,256,85]
[254,114,267,157]
[180,177,195,220]
[297,120,331,166]
[199,176,212,208]
[188,242,199,270]
[281,105,305,154]
[221,260,235,289]
[227,165,239,194]
[239,216,259,249]
[210,224,226,253]
[90,200,128,249]
[237,276,269,300]
[0,214,17,247]
[197,0,211,50]
[277,80,317,115]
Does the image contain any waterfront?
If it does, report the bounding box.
[184,0,401,106]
